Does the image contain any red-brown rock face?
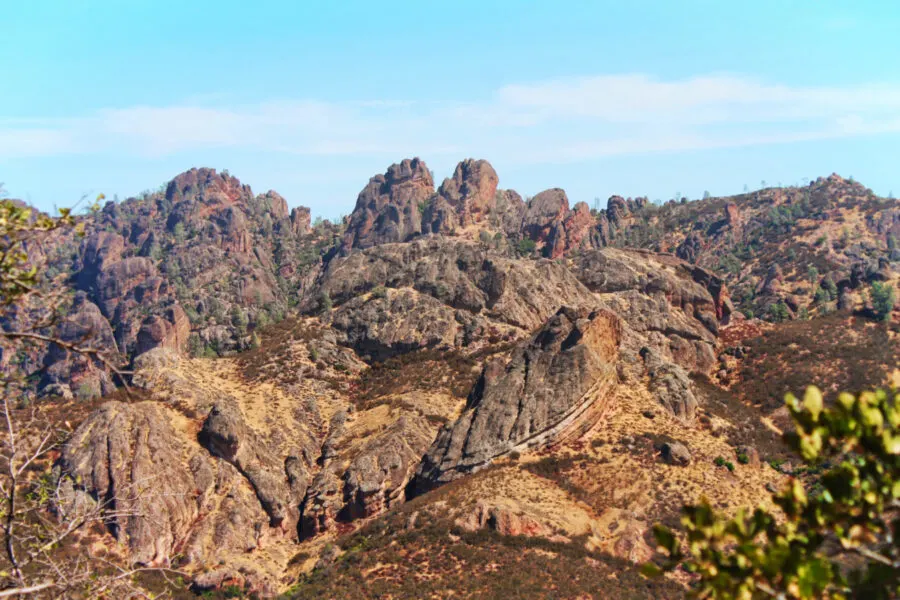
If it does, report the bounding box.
[135,305,191,356]
[342,158,435,251]
[559,201,595,257]
[522,188,570,245]
[165,168,252,215]
[436,159,499,227]
[290,206,312,236]
[261,190,289,221]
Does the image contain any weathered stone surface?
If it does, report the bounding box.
[299,413,433,539]
[454,501,552,537]
[290,206,312,236]
[199,400,303,532]
[436,159,499,227]
[56,402,198,566]
[341,158,435,252]
[521,188,569,248]
[641,347,699,422]
[415,307,621,489]
[298,468,343,540]
[135,304,191,356]
[490,189,527,237]
[343,415,433,517]
[331,287,490,361]
[315,237,597,335]
[421,195,460,235]
[261,190,289,221]
[560,201,595,255]
[41,292,119,397]
[660,441,692,466]
[572,248,727,373]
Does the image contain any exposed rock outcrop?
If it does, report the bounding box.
[290,206,312,236]
[199,400,304,531]
[435,159,499,228]
[300,415,433,538]
[572,248,727,373]
[315,237,597,339]
[341,158,435,252]
[56,402,199,566]
[641,347,698,422]
[414,306,620,489]
[41,292,119,398]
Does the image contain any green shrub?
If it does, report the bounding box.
[646,386,900,599]
[871,281,896,322]
[516,238,537,256]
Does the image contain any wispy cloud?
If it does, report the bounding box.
[3,74,900,163]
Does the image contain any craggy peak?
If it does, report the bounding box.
[2,2,899,598]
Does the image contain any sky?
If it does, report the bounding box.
[2,0,900,218]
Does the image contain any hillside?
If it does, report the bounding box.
[1,158,897,598]
[601,174,899,321]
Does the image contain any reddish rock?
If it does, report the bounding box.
[422,196,460,235]
[560,201,595,256]
[606,195,632,232]
[454,501,551,537]
[212,206,252,254]
[290,206,312,235]
[261,190,289,220]
[342,158,435,252]
[724,202,741,228]
[492,190,527,237]
[165,168,252,213]
[521,188,570,249]
[436,159,499,227]
[135,304,191,356]
[94,257,162,317]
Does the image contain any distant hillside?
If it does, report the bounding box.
[600,174,899,321]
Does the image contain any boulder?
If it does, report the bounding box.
[199,400,304,532]
[641,348,698,422]
[290,206,312,235]
[660,441,692,466]
[521,188,569,248]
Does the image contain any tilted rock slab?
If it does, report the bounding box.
[414,306,621,490]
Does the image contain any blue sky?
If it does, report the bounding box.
[3,1,899,218]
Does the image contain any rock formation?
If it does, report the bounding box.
[341,158,435,252]
[415,307,621,489]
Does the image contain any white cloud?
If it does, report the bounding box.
[2,74,900,162]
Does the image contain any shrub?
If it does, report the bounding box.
[319,291,333,314]
[871,281,896,322]
[768,301,790,322]
[516,238,537,256]
[736,452,749,465]
[646,386,900,598]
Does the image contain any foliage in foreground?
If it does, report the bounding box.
[645,386,900,599]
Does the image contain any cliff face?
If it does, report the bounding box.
[414,307,622,489]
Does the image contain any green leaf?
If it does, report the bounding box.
[640,563,663,578]
[803,386,824,420]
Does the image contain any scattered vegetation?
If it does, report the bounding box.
[646,386,900,599]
